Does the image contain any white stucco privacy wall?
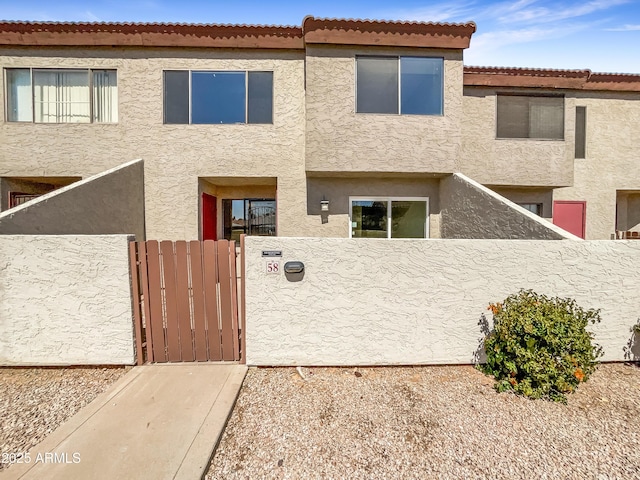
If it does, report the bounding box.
[0,235,135,365]
[245,237,640,366]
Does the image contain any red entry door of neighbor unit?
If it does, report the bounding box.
[202,193,217,241]
[553,201,586,239]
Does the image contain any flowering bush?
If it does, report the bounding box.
[479,290,603,403]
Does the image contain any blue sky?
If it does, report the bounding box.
[1,0,639,73]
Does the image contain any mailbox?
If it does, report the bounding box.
[284,261,304,274]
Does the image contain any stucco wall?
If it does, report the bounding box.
[0,159,145,240]
[489,187,553,220]
[305,46,463,174]
[553,92,640,239]
[305,176,442,238]
[0,235,135,365]
[459,87,574,187]
[244,237,640,366]
[0,47,306,240]
[440,173,575,239]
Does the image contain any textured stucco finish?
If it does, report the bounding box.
[0,159,145,239]
[440,173,575,239]
[553,93,640,239]
[0,235,135,365]
[245,237,640,366]
[305,46,463,174]
[306,176,442,238]
[459,87,574,187]
[0,48,306,240]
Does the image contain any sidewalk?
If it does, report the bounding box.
[2,364,247,480]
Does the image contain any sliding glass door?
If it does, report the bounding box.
[350,197,429,239]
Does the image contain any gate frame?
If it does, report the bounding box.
[129,237,245,364]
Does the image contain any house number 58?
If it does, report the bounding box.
[266,260,280,274]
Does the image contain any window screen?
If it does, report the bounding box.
[356,57,398,114]
[163,71,189,124]
[575,106,586,158]
[497,95,564,139]
[6,69,32,122]
[248,72,273,124]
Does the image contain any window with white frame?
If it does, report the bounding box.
[349,197,429,239]
[356,56,443,115]
[163,70,273,124]
[5,68,118,123]
[496,95,564,140]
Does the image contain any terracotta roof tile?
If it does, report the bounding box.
[464,66,640,92]
[0,20,304,49]
[303,16,476,49]
[0,17,476,50]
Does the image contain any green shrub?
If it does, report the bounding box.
[479,290,603,403]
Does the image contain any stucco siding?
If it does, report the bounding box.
[245,237,640,366]
[0,159,145,239]
[460,87,574,187]
[304,176,442,237]
[305,46,463,174]
[0,47,306,240]
[554,93,640,239]
[440,173,574,239]
[0,235,135,365]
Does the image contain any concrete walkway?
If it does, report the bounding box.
[2,364,247,480]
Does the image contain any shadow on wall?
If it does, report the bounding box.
[305,176,442,217]
[473,313,491,364]
[623,320,640,362]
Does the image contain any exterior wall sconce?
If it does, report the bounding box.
[320,199,329,212]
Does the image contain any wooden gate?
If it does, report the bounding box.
[129,239,244,364]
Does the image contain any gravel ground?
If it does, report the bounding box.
[207,363,640,480]
[0,366,128,471]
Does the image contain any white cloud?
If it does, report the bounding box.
[490,0,630,25]
[605,24,640,31]
[83,11,101,22]
[377,1,476,23]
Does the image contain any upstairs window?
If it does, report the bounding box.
[496,95,564,140]
[356,56,443,115]
[5,68,118,123]
[163,70,273,124]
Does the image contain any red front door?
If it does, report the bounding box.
[202,193,217,240]
[553,201,586,239]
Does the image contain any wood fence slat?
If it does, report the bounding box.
[190,241,208,361]
[175,241,194,361]
[229,241,240,361]
[138,242,154,363]
[129,242,145,365]
[203,240,222,361]
[240,235,247,364]
[161,241,181,362]
[218,240,235,361]
[146,241,167,362]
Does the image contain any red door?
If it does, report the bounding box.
[202,193,217,240]
[553,201,586,239]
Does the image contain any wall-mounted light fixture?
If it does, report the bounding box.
[320,199,329,212]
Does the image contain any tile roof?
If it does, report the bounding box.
[464,66,640,92]
[0,21,304,49]
[303,16,476,49]
[0,17,476,50]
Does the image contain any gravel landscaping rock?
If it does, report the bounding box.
[0,366,128,471]
[207,363,640,480]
